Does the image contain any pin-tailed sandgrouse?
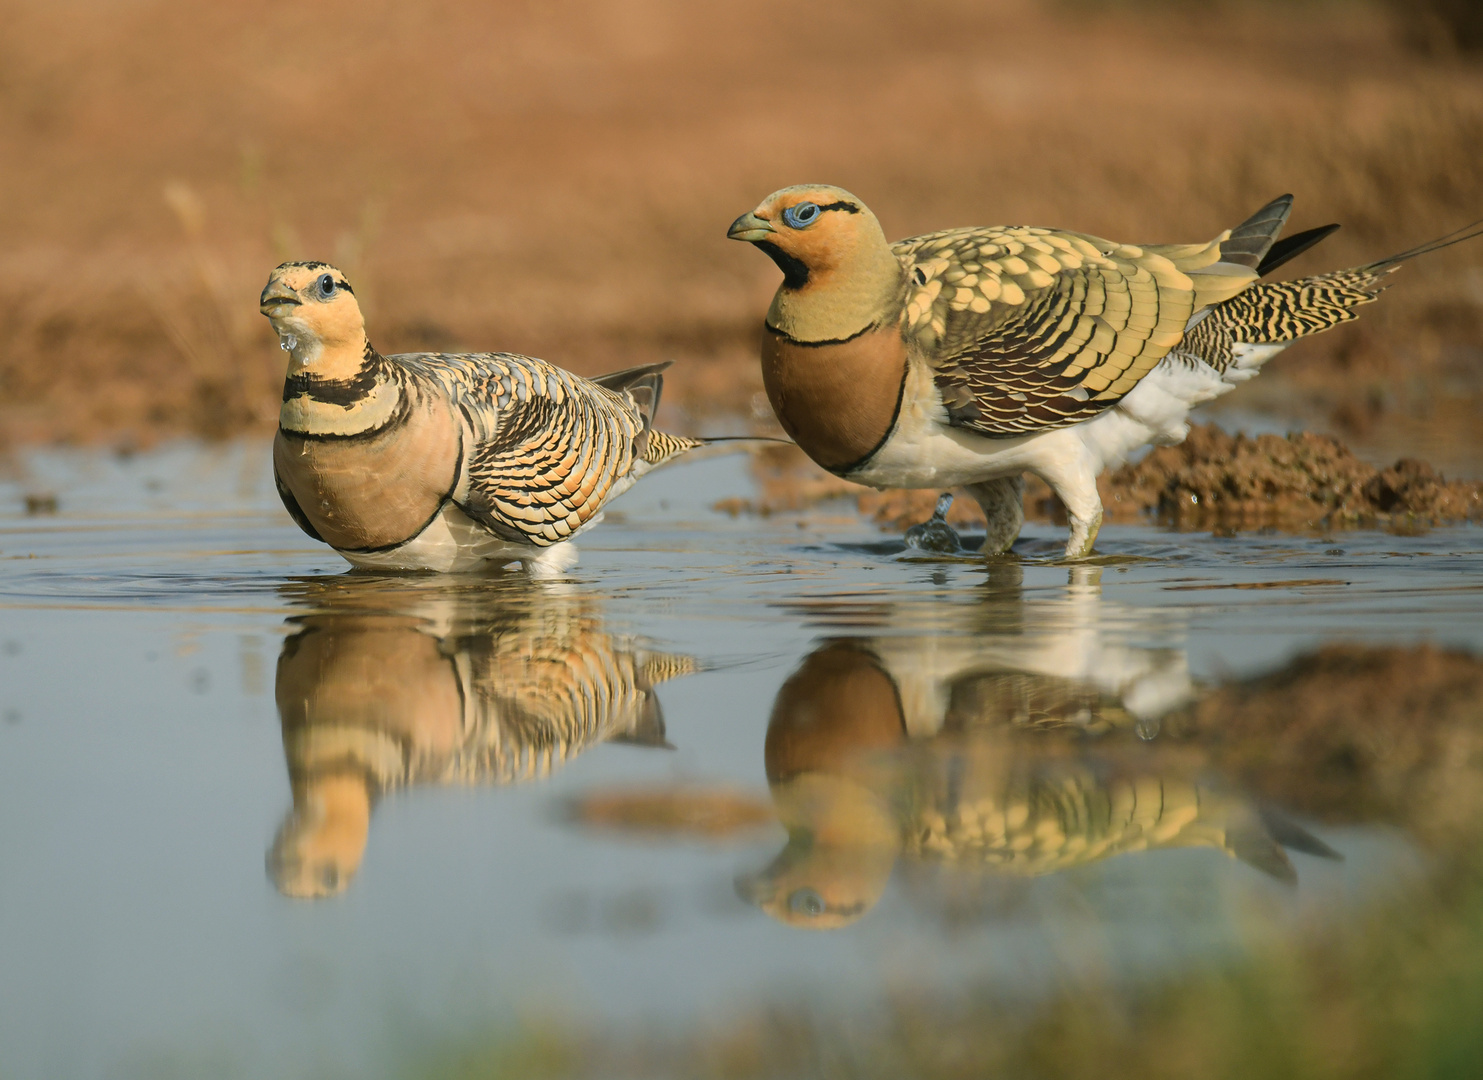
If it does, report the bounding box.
[729,187,1481,556]
[263,262,709,575]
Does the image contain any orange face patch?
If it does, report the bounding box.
[748,185,869,281]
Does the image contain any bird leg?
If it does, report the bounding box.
[521,541,580,579]
[962,475,1025,555]
[1063,508,1103,559]
[1029,452,1103,559]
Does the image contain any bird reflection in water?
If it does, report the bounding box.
[266,577,696,898]
[738,566,1338,929]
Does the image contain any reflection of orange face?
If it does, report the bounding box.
[266,772,372,899]
[267,615,467,899]
[737,773,900,930]
[738,641,910,929]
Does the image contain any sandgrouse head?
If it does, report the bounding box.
[260,262,364,355]
[727,184,889,288]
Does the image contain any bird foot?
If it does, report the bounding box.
[904,493,962,554]
[1062,510,1103,559]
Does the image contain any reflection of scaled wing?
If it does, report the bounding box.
[277,588,693,790]
[445,607,688,784]
[269,579,696,899]
[904,741,1309,881]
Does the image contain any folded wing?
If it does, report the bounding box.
[897,197,1293,437]
[400,352,653,546]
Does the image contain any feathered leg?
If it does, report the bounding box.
[1032,449,1102,559]
[963,475,1025,555]
[521,541,580,579]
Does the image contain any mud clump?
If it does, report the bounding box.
[725,426,1483,535]
[1103,424,1483,528]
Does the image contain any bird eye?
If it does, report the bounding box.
[782,202,821,230]
[317,274,336,297]
[788,887,826,917]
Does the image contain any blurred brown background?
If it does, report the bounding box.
[1,0,1479,466]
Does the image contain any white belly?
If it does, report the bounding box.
[336,502,583,576]
[848,349,1273,492]
[851,423,1067,487]
[849,400,1092,490]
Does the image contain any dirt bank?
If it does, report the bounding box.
[1099,424,1483,528]
[0,0,1480,453]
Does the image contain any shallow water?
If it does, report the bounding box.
[1,443,1481,1079]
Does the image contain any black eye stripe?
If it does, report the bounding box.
[813,201,860,214]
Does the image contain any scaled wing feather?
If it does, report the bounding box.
[895,225,1259,438]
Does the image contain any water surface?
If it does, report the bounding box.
[1,443,1480,1078]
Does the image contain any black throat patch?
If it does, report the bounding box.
[757,241,811,290]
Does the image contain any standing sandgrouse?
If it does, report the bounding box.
[263,262,708,575]
[728,186,1481,557]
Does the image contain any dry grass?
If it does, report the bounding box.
[0,0,1480,451]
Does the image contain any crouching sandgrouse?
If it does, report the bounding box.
[728,186,1481,557]
[263,262,706,575]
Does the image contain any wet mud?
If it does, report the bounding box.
[1099,425,1483,529]
[1173,643,1483,840]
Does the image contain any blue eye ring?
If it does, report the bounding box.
[782,202,821,230]
[316,274,336,297]
[788,887,826,916]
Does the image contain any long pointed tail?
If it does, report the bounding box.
[1180,213,1483,377]
[1366,215,1483,271]
[640,431,789,467]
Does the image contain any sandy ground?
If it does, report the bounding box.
[1,0,1480,465]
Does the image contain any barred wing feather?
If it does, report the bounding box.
[395,352,646,546]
